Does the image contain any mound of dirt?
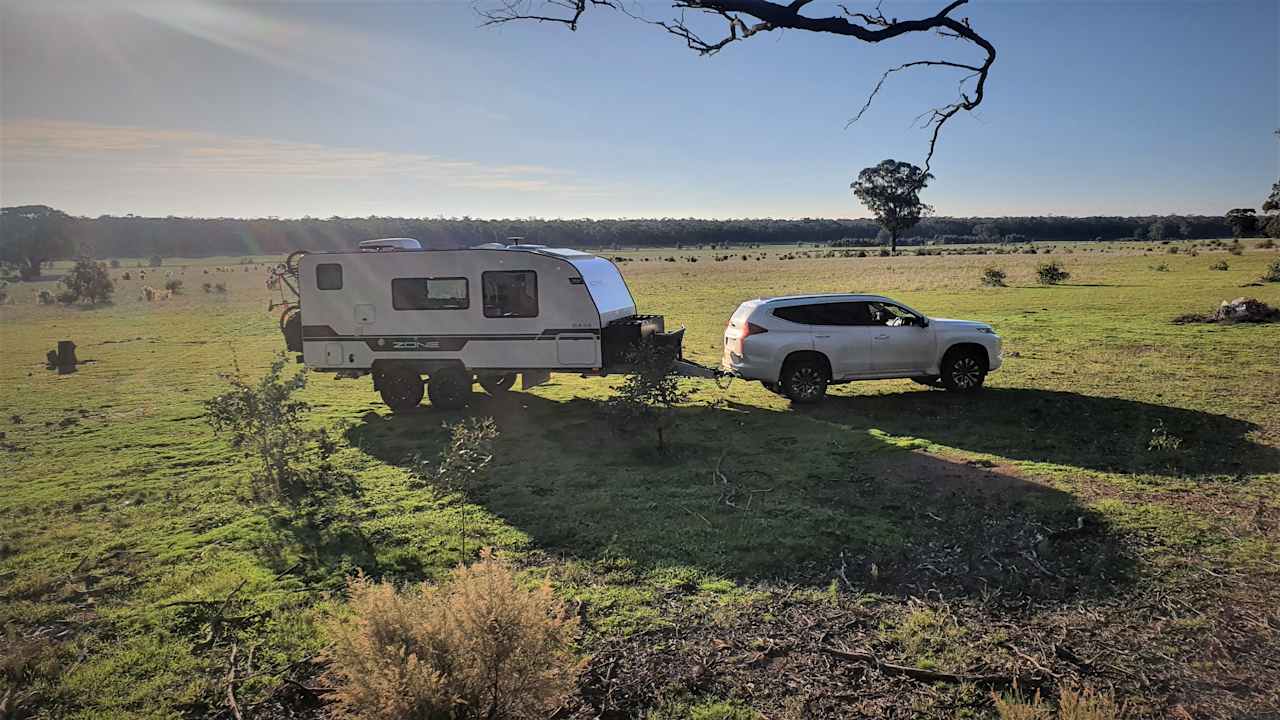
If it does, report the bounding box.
[1173,297,1280,324]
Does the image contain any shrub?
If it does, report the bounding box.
[994,685,1125,720]
[1209,259,1229,271]
[164,278,183,293]
[1258,237,1276,249]
[148,254,163,267]
[981,266,1007,287]
[1166,245,1179,254]
[1261,259,1280,283]
[109,259,120,268]
[325,551,581,720]
[37,289,54,304]
[1227,241,1244,256]
[608,339,691,451]
[202,282,213,293]
[1150,263,1169,272]
[122,271,131,280]
[214,282,227,293]
[205,356,333,501]
[1035,261,1071,285]
[57,257,114,304]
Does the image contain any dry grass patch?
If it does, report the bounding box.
[325,551,582,720]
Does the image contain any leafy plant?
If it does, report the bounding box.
[1036,261,1071,285]
[608,340,691,451]
[205,355,330,501]
[1261,259,1280,283]
[1209,259,1229,271]
[325,551,581,720]
[981,266,1007,287]
[57,257,114,304]
[164,278,183,293]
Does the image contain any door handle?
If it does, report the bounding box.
[875,334,890,340]
[815,334,831,339]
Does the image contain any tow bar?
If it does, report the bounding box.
[673,358,737,389]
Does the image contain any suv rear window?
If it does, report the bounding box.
[773,302,875,326]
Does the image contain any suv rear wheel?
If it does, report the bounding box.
[780,357,829,403]
[940,349,987,392]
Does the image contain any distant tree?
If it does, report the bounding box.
[1225,208,1259,239]
[57,257,114,304]
[1131,224,1147,240]
[1003,233,1027,244]
[1148,220,1166,242]
[1263,181,1280,239]
[0,205,74,280]
[851,160,933,253]
[972,223,1001,243]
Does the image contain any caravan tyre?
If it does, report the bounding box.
[378,370,424,413]
[428,368,472,410]
[478,373,516,396]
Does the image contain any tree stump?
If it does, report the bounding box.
[55,340,78,374]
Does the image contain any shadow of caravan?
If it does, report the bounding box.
[269,238,693,412]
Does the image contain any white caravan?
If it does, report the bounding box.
[274,239,688,411]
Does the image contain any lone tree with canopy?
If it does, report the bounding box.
[480,0,997,170]
[851,159,933,253]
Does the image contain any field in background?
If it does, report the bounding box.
[2,241,1279,718]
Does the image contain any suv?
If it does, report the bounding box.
[721,294,1001,403]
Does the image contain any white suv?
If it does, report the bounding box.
[721,294,1002,403]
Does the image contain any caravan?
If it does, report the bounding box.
[272,239,690,411]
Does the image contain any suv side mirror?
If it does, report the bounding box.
[917,317,930,328]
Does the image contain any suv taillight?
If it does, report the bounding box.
[743,322,768,337]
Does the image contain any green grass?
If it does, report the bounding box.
[2,243,1279,717]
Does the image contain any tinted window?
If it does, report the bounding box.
[772,305,814,324]
[316,263,342,290]
[482,271,538,318]
[773,302,874,326]
[392,277,469,310]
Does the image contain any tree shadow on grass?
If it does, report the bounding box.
[346,390,1151,604]
[805,387,1279,477]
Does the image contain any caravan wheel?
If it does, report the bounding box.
[378,370,424,413]
[428,368,472,410]
[478,373,516,396]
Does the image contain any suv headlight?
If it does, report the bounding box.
[978,327,996,334]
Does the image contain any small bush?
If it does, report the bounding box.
[1166,245,1179,254]
[325,551,581,720]
[214,282,227,293]
[608,339,691,451]
[122,271,131,280]
[164,278,183,293]
[1261,259,1280,283]
[148,254,163,267]
[1209,259,1229,271]
[109,259,120,268]
[58,257,115,304]
[37,289,54,304]
[994,684,1125,720]
[1150,263,1169,272]
[1035,261,1071,285]
[1227,241,1244,256]
[205,355,333,501]
[981,266,1007,287]
[1258,237,1276,249]
[202,282,213,293]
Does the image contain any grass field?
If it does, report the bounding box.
[2,241,1279,719]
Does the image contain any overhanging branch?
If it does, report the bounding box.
[478,0,997,169]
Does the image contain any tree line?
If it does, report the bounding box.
[0,205,1252,277]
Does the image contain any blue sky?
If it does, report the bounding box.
[1,0,1276,219]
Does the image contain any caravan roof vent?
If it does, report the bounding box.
[359,237,422,252]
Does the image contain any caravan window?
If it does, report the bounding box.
[482,271,538,318]
[316,263,342,290]
[392,277,469,310]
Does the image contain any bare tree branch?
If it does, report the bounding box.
[478,0,997,170]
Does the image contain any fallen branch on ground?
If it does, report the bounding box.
[820,645,1040,686]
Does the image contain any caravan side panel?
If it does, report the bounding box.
[297,249,604,371]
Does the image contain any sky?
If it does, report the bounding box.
[0,0,1276,219]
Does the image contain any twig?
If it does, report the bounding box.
[820,645,1035,686]
[226,643,244,720]
[678,504,713,528]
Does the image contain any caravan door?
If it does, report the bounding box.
[556,333,598,366]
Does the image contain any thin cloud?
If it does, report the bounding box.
[1,119,605,196]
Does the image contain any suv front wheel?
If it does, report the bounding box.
[780,357,829,403]
[940,349,987,392]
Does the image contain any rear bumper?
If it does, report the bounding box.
[721,353,775,382]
